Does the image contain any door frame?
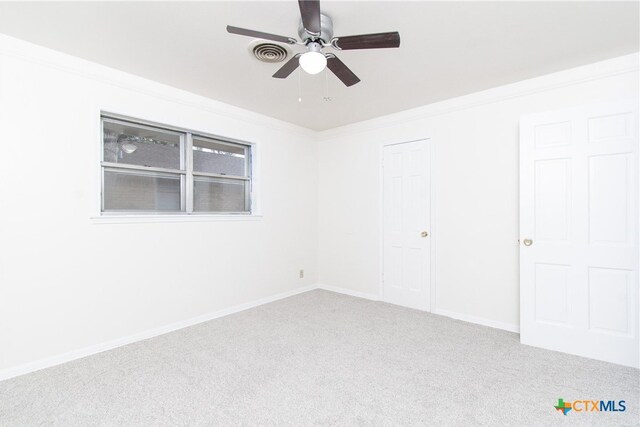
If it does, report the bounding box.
[379,137,436,311]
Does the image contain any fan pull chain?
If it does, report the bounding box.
[298,68,302,103]
[323,68,332,102]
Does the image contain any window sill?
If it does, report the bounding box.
[91,214,263,224]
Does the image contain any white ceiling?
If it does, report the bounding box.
[0,1,637,131]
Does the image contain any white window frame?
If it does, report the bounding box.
[96,114,259,222]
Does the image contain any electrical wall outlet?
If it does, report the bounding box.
[299,269,304,279]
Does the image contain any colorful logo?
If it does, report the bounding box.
[554,398,626,415]
[554,399,572,415]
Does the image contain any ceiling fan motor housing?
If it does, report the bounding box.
[298,13,333,44]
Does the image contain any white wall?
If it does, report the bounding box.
[0,35,318,377]
[1,32,637,380]
[317,54,639,331]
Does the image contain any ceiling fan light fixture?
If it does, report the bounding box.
[299,51,326,75]
[227,0,401,85]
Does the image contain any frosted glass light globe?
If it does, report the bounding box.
[299,51,327,75]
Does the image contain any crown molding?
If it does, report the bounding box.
[318,53,639,141]
[0,33,636,142]
[0,34,316,139]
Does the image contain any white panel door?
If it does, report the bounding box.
[520,100,639,367]
[382,139,431,311]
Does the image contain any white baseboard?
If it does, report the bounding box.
[316,284,381,301]
[0,285,519,381]
[317,284,518,333]
[432,308,520,333]
[0,285,316,382]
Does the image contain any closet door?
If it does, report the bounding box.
[520,100,639,367]
[382,139,431,311]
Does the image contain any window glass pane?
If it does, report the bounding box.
[103,170,182,212]
[193,137,247,177]
[194,177,249,212]
[103,120,182,170]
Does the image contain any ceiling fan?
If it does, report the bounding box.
[226,0,400,87]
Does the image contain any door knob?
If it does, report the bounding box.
[523,238,533,246]
[421,231,429,238]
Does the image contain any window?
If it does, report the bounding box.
[101,116,252,215]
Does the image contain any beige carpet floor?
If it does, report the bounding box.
[0,289,638,426]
